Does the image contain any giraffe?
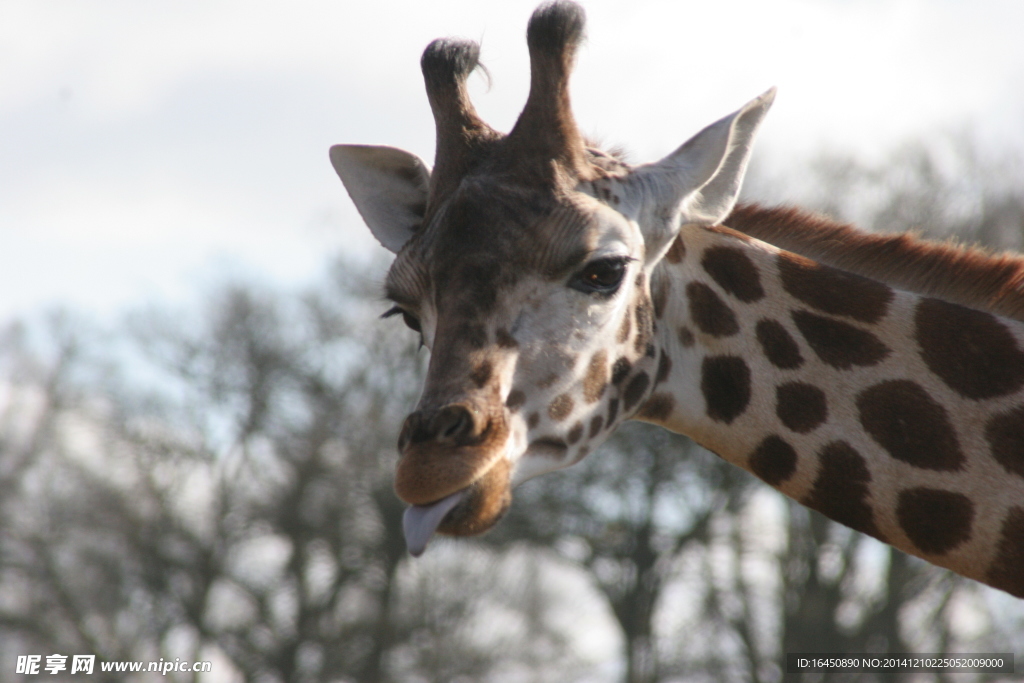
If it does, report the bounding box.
[330,1,1024,598]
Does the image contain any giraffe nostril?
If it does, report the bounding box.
[442,416,465,438]
[401,404,481,449]
[431,405,473,441]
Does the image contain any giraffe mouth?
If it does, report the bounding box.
[399,455,512,556]
[403,489,467,556]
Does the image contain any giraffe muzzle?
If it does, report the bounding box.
[394,402,513,554]
[398,451,512,556]
[395,402,501,504]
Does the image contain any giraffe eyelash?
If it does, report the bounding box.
[382,305,425,342]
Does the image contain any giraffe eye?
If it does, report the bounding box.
[382,306,422,333]
[401,311,422,333]
[570,257,630,295]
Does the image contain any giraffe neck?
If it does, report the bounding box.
[640,220,1024,598]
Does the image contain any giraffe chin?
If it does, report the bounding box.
[400,457,512,556]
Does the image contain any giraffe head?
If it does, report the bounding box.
[331,1,774,554]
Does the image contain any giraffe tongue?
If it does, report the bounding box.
[402,489,466,557]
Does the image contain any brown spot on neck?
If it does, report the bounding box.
[700,355,751,424]
[985,405,1024,479]
[748,435,797,486]
[792,310,889,369]
[567,421,584,445]
[611,357,631,385]
[623,372,651,412]
[802,441,883,540]
[755,319,803,369]
[687,282,739,337]
[896,487,974,555]
[775,382,827,434]
[637,392,674,421]
[857,380,964,472]
[778,251,893,323]
[916,297,1024,400]
[701,246,764,303]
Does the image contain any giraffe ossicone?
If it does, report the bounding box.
[332,0,1024,598]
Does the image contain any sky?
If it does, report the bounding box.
[2,0,1023,322]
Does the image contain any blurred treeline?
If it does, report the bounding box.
[2,139,1024,683]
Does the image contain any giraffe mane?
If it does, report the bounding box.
[725,203,1024,323]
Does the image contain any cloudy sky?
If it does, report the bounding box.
[3,0,1023,321]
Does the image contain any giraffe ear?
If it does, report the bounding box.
[330,144,431,254]
[621,88,775,261]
